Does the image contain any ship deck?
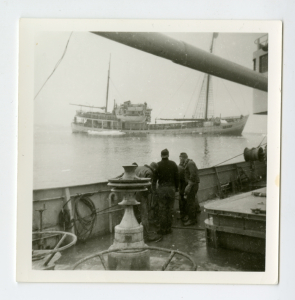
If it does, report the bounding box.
[52,196,265,272]
[204,187,266,215]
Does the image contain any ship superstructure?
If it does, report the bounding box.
[252,34,268,115]
[71,55,153,132]
[71,101,152,132]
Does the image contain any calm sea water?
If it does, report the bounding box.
[34,124,266,189]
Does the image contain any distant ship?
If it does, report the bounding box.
[71,34,253,135]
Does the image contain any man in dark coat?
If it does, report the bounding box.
[155,149,179,235]
[179,152,201,226]
[178,163,187,221]
[134,162,162,243]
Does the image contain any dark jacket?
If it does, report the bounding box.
[183,159,200,184]
[155,158,179,189]
[135,165,156,191]
[178,164,186,195]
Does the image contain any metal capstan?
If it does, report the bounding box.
[72,165,197,271]
[107,165,151,270]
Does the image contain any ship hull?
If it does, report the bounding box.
[33,160,266,249]
[71,115,248,135]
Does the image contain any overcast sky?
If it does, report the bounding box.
[34,32,267,133]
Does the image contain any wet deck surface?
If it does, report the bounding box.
[205,188,266,215]
[55,201,265,271]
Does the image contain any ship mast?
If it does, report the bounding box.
[105,55,111,113]
[204,33,218,120]
[161,33,219,122]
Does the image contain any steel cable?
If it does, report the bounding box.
[155,72,191,119]
[213,142,267,167]
[34,32,73,100]
[220,79,242,115]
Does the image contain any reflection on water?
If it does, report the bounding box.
[34,124,266,189]
[201,137,210,167]
[87,130,126,136]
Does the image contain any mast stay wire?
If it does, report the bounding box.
[237,84,249,114]
[183,73,203,118]
[220,79,242,115]
[155,72,192,119]
[34,31,73,100]
[110,78,125,102]
[190,33,217,119]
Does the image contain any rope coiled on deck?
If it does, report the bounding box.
[73,195,97,242]
[59,194,120,242]
[59,194,97,242]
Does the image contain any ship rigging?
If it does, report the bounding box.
[71,33,254,135]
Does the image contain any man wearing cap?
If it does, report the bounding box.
[179,152,201,226]
[134,162,162,243]
[155,149,179,235]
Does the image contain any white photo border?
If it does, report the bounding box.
[17,19,282,284]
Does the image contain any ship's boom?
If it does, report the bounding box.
[91,32,267,92]
[70,103,106,109]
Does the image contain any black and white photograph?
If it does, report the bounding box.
[17,19,281,283]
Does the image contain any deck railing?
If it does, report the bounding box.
[77,111,117,121]
[32,161,266,242]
